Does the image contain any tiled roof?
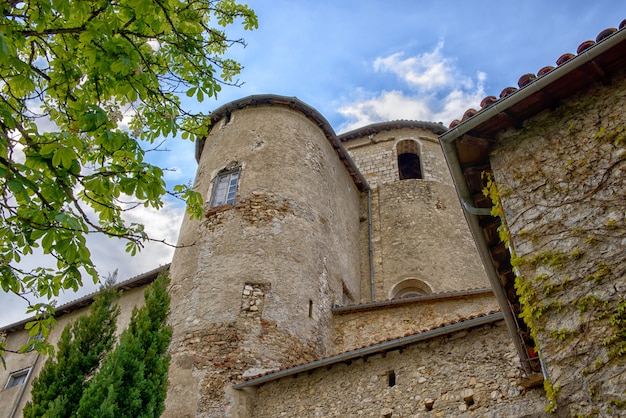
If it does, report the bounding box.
[448,19,626,129]
[198,94,370,192]
[233,310,503,389]
[0,264,168,333]
[339,120,447,142]
[332,287,493,314]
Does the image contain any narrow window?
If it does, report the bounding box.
[387,370,396,387]
[24,331,43,352]
[308,300,313,318]
[5,368,30,389]
[209,169,240,208]
[396,140,422,180]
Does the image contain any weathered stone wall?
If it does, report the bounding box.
[0,284,149,417]
[166,104,362,417]
[344,128,451,187]
[490,69,626,416]
[332,291,499,354]
[344,128,489,300]
[249,321,547,417]
[376,179,489,296]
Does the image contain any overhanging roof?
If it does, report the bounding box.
[0,264,168,334]
[234,311,503,389]
[439,22,626,373]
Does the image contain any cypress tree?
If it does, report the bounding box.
[23,285,120,418]
[76,273,172,418]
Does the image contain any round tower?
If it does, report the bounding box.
[339,122,489,300]
[165,95,366,417]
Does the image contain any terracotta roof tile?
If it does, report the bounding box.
[556,52,575,66]
[332,287,494,314]
[237,309,503,384]
[449,19,625,129]
[537,65,554,76]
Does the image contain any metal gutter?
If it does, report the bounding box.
[233,311,504,389]
[441,114,533,375]
[367,189,375,301]
[460,196,492,216]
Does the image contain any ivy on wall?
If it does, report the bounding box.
[483,118,626,415]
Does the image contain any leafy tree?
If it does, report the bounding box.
[23,283,120,418]
[76,273,172,418]
[0,0,257,344]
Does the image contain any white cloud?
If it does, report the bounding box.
[338,45,486,132]
[373,43,454,91]
[0,199,185,327]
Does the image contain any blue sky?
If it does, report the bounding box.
[2,1,625,326]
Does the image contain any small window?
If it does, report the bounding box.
[24,331,43,353]
[209,170,240,208]
[390,278,432,299]
[396,140,422,180]
[5,368,30,389]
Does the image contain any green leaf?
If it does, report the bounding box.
[41,230,56,253]
[0,0,257,347]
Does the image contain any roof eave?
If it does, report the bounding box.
[196,94,370,192]
[438,27,626,374]
[440,28,626,145]
[233,311,504,389]
[0,264,168,334]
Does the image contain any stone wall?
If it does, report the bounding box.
[375,179,488,296]
[248,321,547,417]
[166,103,363,417]
[343,127,489,301]
[343,128,451,186]
[490,69,626,416]
[332,291,499,354]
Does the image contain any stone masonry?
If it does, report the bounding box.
[490,68,626,417]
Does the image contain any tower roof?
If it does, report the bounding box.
[339,120,447,142]
[197,94,370,191]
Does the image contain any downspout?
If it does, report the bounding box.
[368,189,375,302]
[10,353,40,418]
[440,139,532,375]
[460,196,491,216]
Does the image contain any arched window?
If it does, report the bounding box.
[396,140,422,180]
[390,278,432,299]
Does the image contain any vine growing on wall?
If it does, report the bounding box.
[485,117,626,415]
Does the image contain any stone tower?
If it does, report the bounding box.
[339,121,488,301]
[165,96,368,417]
[164,95,489,417]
